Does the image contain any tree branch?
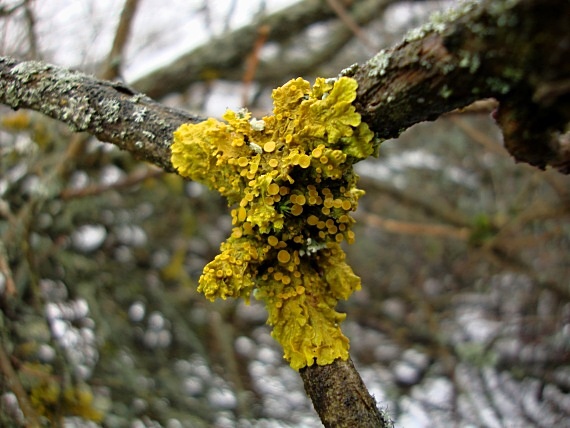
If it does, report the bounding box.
[100,0,141,80]
[0,337,40,427]
[131,0,428,97]
[2,2,568,175]
[0,56,199,173]
[351,0,570,172]
[301,357,394,428]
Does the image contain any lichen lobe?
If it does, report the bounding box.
[171,76,375,370]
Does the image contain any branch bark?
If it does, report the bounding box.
[1,1,568,174]
[0,56,198,173]
[352,0,570,172]
[301,357,394,427]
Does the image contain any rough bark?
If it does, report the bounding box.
[0,56,198,173]
[301,357,394,428]
[351,0,570,172]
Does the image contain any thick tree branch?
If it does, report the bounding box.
[0,56,199,172]
[351,0,570,172]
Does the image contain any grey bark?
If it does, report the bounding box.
[0,56,198,173]
[351,0,570,172]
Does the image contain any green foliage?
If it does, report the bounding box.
[469,213,497,246]
[22,363,104,423]
[456,343,499,368]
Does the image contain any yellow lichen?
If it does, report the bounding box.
[171,76,377,370]
[277,249,291,264]
[30,378,103,422]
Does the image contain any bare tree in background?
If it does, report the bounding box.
[0,0,569,426]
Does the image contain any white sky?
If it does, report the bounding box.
[4,0,298,78]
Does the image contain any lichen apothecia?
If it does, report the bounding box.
[171,76,377,370]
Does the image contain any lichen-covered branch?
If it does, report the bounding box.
[0,56,200,173]
[3,2,569,176]
[351,0,570,172]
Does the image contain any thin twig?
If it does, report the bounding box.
[242,25,269,107]
[60,166,163,200]
[0,338,41,427]
[222,0,238,33]
[449,115,507,156]
[22,0,38,59]
[0,242,16,297]
[101,0,141,80]
[208,309,253,419]
[326,0,376,53]
[0,1,25,17]
[359,178,471,228]
[356,211,470,240]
